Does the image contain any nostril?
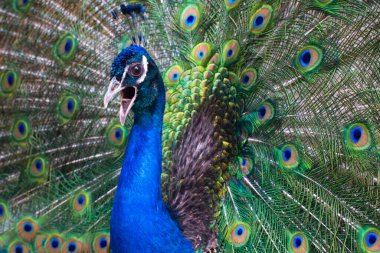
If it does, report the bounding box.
[110,77,121,92]
[111,83,118,91]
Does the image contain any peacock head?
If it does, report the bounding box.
[104,45,161,124]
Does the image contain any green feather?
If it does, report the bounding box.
[0,0,379,252]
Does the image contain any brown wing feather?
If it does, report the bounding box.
[165,84,240,250]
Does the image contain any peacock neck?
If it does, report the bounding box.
[116,78,166,206]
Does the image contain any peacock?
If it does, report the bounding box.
[0,0,379,252]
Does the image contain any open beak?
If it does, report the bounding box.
[104,77,137,125]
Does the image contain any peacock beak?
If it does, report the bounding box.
[104,77,137,125]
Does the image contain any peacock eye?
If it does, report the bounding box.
[129,63,143,77]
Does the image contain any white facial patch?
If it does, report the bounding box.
[136,55,148,84]
[121,64,129,84]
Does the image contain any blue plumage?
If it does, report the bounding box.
[253,15,264,28]
[350,126,363,143]
[299,49,312,67]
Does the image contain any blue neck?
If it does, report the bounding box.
[117,83,165,204]
[110,75,193,252]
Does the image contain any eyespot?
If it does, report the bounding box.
[13,0,33,14]
[93,233,110,252]
[107,124,127,147]
[278,144,299,169]
[45,234,64,253]
[191,42,213,66]
[53,33,78,63]
[12,118,30,141]
[0,202,8,222]
[128,63,143,77]
[180,5,201,31]
[256,101,274,124]
[16,218,40,242]
[240,68,257,89]
[1,70,20,94]
[58,96,80,120]
[164,65,183,86]
[238,157,253,176]
[226,222,251,247]
[35,235,48,253]
[295,46,323,73]
[249,5,273,34]
[28,156,48,179]
[62,239,84,253]
[361,228,380,252]
[224,0,241,10]
[73,192,90,213]
[8,241,30,253]
[345,123,371,151]
[289,232,308,253]
[222,40,240,66]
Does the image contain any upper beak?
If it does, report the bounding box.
[104,77,123,108]
[104,77,137,125]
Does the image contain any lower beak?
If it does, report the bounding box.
[104,77,137,125]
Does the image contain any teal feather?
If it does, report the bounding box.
[0,0,379,252]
